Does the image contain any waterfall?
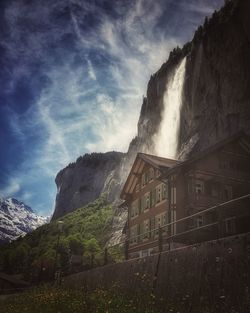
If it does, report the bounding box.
[154,57,186,159]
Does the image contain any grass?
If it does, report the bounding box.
[1,283,247,313]
[0,285,161,313]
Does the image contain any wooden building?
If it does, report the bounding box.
[121,132,250,259]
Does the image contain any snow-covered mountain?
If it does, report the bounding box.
[0,198,50,244]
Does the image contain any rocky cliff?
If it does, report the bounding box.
[52,152,124,220]
[179,0,250,155]
[139,0,250,159]
[53,0,250,223]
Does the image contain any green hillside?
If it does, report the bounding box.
[0,195,123,282]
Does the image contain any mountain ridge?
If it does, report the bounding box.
[0,197,49,244]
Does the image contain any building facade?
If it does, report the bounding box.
[121,132,250,259]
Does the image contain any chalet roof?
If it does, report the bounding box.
[120,152,178,199]
[161,131,250,178]
[138,153,179,169]
[120,131,250,200]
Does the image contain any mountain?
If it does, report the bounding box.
[0,198,49,244]
[53,0,250,225]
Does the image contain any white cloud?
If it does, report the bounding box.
[85,93,139,152]
[1,0,224,214]
[180,2,217,15]
[21,192,32,201]
[0,178,21,197]
[87,59,97,81]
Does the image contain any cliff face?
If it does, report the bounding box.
[53,0,250,223]
[179,0,250,155]
[135,0,250,160]
[52,152,124,220]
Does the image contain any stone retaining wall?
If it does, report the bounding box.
[63,233,250,312]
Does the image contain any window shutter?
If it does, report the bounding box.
[151,217,155,237]
[162,183,168,200]
[142,173,145,186]
[152,188,156,206]
[142,195,145,212]
[152,216,155,228]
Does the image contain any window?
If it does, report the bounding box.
[142,172,149,187]
[160,213,167,227]
[143,219,150,239]
[130,225,138,244]
[162,183,168,200]
[154,213,167,236]
[130,200,139,219]
[188,179,194,194]
[171,187,177,205]
[156,214,162,228]
[223,185,233,201]
[156,169,161,178]
[135,184,140,193]
[170,210,177,235]
[141,195,145,212]
[196,215,203,228]
[150,216,155,237]
[195,180,204,194]
[141,250,149,258]
[225,217,236,234]
[142,173,146,187]
[150,189,156,207]
[211,184,219,197]
[149,168,154,181]
[141,193,150,211]
[219,159,229,169]
[144,192,150,210]
[156,184,162,203]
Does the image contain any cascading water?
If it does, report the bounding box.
[154,57,186,159]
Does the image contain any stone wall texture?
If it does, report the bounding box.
[63,233,250,312]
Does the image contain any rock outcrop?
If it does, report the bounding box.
[52,152,124,220]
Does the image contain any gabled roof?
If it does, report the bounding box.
[120,152,178,199]
[120,131,250,200]
[138,153,179,169]
[161,131,250,178]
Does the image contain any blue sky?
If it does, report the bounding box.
[0,0,224,216]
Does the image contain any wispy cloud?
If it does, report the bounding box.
[87,59,97,81]
[179,1,219,15]
[0,178,21,197]
[0,0,224,214]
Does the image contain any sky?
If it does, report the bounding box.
[0,0,224,216]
